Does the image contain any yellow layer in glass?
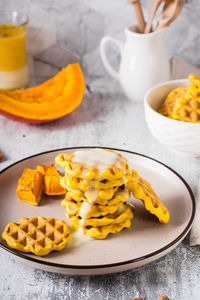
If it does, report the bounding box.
[0,24,27,71]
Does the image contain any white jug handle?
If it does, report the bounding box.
[100,36,124,82]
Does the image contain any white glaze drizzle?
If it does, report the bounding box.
[122,176,128,185]
[70,149,128,235]
[117,204,126,213]
[116,189,129,199]
[79,201,93,219]
[71,148,120,174]
[78,201,93,234]
[85,188,98,204]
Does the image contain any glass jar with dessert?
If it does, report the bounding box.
[0,11,29,90]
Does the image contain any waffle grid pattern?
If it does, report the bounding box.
[2,217,71,256]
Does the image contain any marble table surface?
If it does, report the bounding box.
[0,65,200,300]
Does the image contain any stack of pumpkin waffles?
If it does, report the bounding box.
[55,148,133,239]
[55,148,170,240]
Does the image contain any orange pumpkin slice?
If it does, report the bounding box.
[0,63,85,123]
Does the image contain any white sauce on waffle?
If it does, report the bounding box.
[115,189,129,199]
[71,148,123,173]
[117,204,126,213]
[78,201,93,234]
[85,188,98,204]
[79,201,93,219]
[70,149,129,236]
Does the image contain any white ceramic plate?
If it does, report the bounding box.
[0,147,195,275]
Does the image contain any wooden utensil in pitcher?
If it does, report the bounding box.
[156,0,184,30]
[126,0,146,33]
[144,0,165,34]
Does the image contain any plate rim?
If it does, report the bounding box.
[0,146,196,270]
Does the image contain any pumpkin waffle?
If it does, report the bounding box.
[65,186,130,205]
[61,195,125,218]
[129,170,169,223]
[70,217,132,239]
[188,74,200,87]
[158,86,190,117]
[64,184,120,203]
[61,174,129,191]
[2,217,71,256]
[55,149,130,181]
[158,74,200,122]
[55,148,170,239]
[67,205,133,228]
[170,92,200,122]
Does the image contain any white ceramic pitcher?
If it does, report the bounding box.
[100,25,170,102]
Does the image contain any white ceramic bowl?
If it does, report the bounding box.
[144,79,200,157]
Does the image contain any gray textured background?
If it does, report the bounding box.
[0,1,200,299]
[0,0,199,94]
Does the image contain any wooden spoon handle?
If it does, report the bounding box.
[144,0,163,34]
[127,0,146,33]
[156,0,184,30]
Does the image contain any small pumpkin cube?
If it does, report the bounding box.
[16,168,43,205]
[36,164,65,196]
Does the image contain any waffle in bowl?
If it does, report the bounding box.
[158,74,200,123]
[2,217,71,256]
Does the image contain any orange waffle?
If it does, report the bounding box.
[158,74,200,122]
[2,217,71,256]
[129,170,169,223]
[61,196,124,218]
[158,86,190,117]
[72,218,132,239]
[55,148,170,239]
[61,174,129,191]
[171,91,200,122]
[64,185,119,203]
[67,204,133,228]
[65,186,130,205]
[55,149,130,181]
[188,74,200,87]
